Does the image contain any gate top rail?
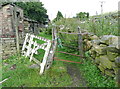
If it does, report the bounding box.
[26,33,51,42]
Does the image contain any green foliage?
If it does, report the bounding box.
[44,25,53,35]
[54,12,118,36]
[55,18,81,32]
[57,47,116,87]
[2,33,72,87]
[81,15,118,36]
[2,33,77,87]
[38,32,52,40]
[78,51,116,87]
[54,18,82,51]
[76,12,89,20]
[2,33,116,87]
[52,12,117,87]
[0,2,48,23]
[53,11,64,22]
[15,2,48,23]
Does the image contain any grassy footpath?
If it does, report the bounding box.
[57,47,116,87]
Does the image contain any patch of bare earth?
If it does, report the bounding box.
[65,63,87,87]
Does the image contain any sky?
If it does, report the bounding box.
[40,0,119,20]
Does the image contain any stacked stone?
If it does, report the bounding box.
[2,38,17,59]
[82,32,120,77]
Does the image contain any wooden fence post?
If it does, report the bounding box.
[45,26,58,69]
[0,3,2,88]
[52,26,58,58]
[78,26,84,58]
[14,4,20,54]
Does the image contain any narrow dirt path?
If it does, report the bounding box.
[64,63,87,87]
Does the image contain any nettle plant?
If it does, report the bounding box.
[82,16,118,36]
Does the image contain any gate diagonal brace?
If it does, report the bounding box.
[22,33,56,75]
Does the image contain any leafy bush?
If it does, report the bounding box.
[44,26,52,35]
[54,12,118,36]
[82,15,118,36]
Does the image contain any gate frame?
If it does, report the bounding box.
[22,31,57,74]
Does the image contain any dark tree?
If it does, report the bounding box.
[86,12,89,18]
[15,2,48,23]
[1,1,48,23]
[76,12,89,20]
[53,11,64,21]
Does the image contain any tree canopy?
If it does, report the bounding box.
[53,11,64,22]
[15,2,48,23]
[1,1,48,23]
[76,12,89,20]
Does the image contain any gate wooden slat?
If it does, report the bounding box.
[22,33,56,75]
[40,41,51,74]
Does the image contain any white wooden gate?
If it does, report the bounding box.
[22,33,53,74]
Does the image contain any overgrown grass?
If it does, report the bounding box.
[82,16,118,36]
[57,47,116,87]
[78,53,116,87]
[51,12,118,87]
[2,55,72,87]
[38,32,52,40]
[2,33,72,87]
[80,60,116,87]
[42,32,116,87]
[54,12,118,36]
[2,32,116,87]
[52,12,118,52]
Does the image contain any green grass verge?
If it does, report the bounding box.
[77,58,116,87]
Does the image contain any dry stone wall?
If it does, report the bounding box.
[1,33,25,59]
[1,38,17,59]
[82,30,120,77]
